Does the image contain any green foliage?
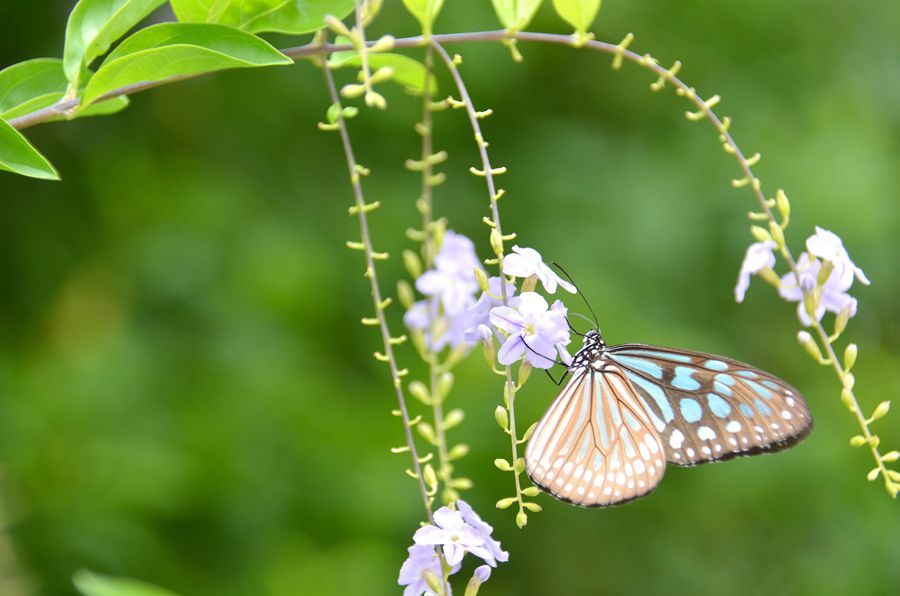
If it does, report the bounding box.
[0,58,129,121]
[171,0,356,35]
[401,0,445,35]
[491,0,543,31]
[81,23,292,106]
[74,570,181,596]
[328,51,437,95]
[552,0,601,37]
[63,0,168,87]
[0,117,58,179]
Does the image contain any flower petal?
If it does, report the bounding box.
[497,335,526,365]
[489,306,524,335]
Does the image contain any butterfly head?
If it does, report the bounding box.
[584,329,605,349]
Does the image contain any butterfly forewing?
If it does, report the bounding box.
[607,344,813,466]
[525,362,666,507]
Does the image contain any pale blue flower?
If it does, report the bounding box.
[735,240,776,302]
[413,507,493,566]
[435,231,482,279]
[463,276,518,343]
[779,252,857,326]
[416,269,478,316]
[806,226,870,287]
[398,544,458,596]
[473,565,491,582]
[456,500,509,567]
[503,246,576,294]
[490,293,571,369]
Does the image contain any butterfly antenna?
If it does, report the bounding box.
[552,262,599,329]
[569,312,597,330]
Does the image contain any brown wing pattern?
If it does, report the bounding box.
[524,362,666,507]
[607,344,813,467]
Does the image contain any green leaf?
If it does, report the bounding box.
[328,51,437,95]
[81,23,292,106]
[0,58,129,121]
[401,0,445,34]
[491,0,543,31]
[171,0,355,35]
[0,117,59,180]
[74,569,181,596]
[63,0,168,86]
[0,59,69,120]
[552,0,601,36]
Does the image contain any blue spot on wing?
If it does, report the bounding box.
[715,373,736,386]
[754,398,773,416]
[619,349,693,363]
[744,379,774,400]
[706,393,732,418]
[673,366,701,391]
[737,370,759,379]
[680,398,703,422]
[704,359,729,371]
[739,403,754,418]
[624,371,675,423]
[713,381,733,396]
[609,354,664,379]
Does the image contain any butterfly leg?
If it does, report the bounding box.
[544,366,571,387]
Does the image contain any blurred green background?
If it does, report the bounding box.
[1,1,899,594]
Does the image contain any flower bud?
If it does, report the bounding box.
[870,401,890,421]
[397,280,415,308]
[494,406,509,431]
[447,443,470,460]
[402,249,423,279]
[496,497,516,509]
[844,343,858,370]
[517,360,533,386]
[474,267,490,292]
[443,408,464,430]
[438,372,454,400]
[409,381,431,404]
[515,510,528,528]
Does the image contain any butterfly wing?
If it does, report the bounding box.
[524,363,666,507]
[607,344,813,466]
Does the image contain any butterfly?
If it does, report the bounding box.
[524,329,813,507]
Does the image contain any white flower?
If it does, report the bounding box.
[779,253,857,326]
[413,507,492,567]
[502,246,576,294]
[806,226,870,287]
[734,241,776,302]
[462,276,518,343]
[489,293,571,369]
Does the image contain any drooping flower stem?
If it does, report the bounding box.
[321,59,435,519]
[431,40,533,526]
[416,45,464,504]
[323,53,454,596]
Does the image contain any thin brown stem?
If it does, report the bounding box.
[431,40,528,524]
[321,60,434,521]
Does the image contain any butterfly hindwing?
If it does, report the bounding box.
[524,362,665,507]
[607,344,813,466]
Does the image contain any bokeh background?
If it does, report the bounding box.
[1,1,899,594]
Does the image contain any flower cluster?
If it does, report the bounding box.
[399,500,508,596]
[735,226,869,326]
[405,237,576,370]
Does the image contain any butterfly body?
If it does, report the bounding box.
[525,330,813,507]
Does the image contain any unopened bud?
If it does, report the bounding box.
[494,405,509,430]
[844,343,858,370]
[402,249,422,279]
